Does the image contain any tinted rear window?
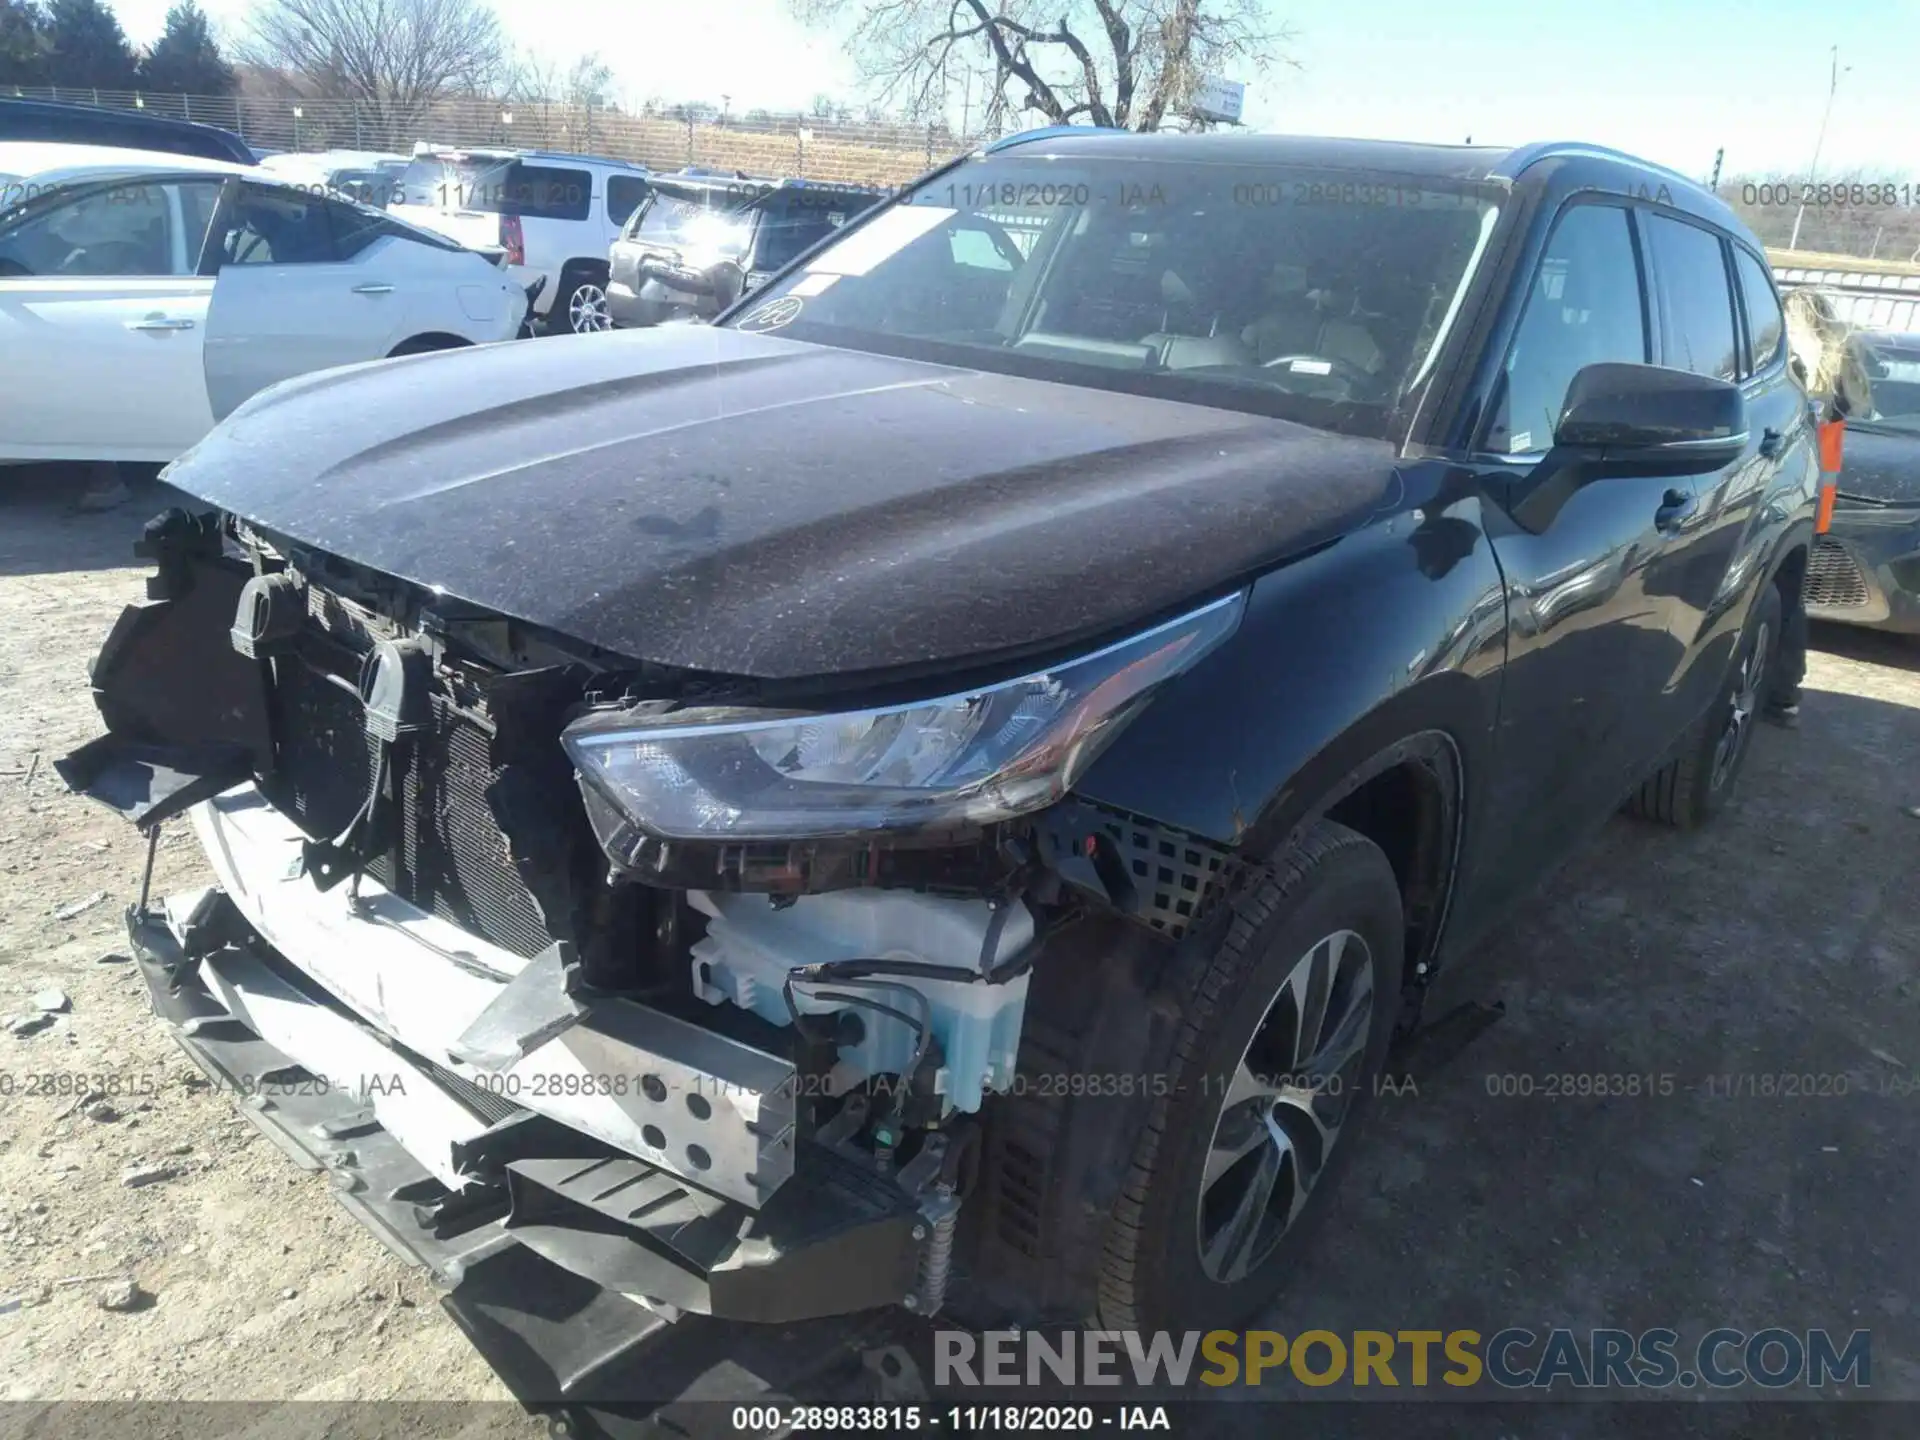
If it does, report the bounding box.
[607,174,649,226]
[629,186,756,256]
[398,156,590,220]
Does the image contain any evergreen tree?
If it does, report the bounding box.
[0,0,49,87]
[42,0,137,90]
[138,2,235,94]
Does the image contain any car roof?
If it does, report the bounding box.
[0,141,256,184]
[975,130,1746,238]
[651,170,883,197]
[0,96,254,163]
[412,144,647,172]
[263,148,409,169]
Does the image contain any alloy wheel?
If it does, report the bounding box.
[1710,618,1769,791]
[569,283,612,333]
[1195,929,1376,1284]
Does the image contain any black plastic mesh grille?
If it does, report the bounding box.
[266,635,554,961]
[1088,803,1236,938]
[1806,538,1871,609]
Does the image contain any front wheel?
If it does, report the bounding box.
[1097,820,1402,1332]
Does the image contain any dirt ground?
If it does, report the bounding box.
[1,464,1916,1420]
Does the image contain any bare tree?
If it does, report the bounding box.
[791,0,1290,132]
[243,0,505,134]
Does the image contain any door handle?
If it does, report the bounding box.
[1654,487,1696,532]
[126,316,195,331]
[1759,427,1785,459]
[351,283,395,295]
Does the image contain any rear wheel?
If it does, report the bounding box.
[1097,820,1402,1331]
[1627,582,1781,829]
[551,268,613,335]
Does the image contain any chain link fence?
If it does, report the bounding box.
[6,84,992,186]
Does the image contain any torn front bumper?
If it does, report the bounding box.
[127,909,928,1414]
[118,790,934,1401]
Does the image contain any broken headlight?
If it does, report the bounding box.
[562,592,1245,845]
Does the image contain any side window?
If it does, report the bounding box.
[326,198,395,261]
[0,181,179,277]
[1645,214,1739,380]
[751,200,836,271]
[1734,247,1785,374]
[217,185,337,266]
[607,175,648,228]
[950,226,1016,272]
[1486,203,1647,455]
[176,180,226,272]
[508,165,590,222]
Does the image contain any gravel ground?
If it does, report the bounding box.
[1,464,1916,1420]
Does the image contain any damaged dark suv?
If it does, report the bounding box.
[62,131,1817,1400]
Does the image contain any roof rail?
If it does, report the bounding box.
[1491,140,1702,191]
[984,124,1127,153]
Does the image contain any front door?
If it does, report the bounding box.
[1462,200,1732,914]
[0,177,225,461]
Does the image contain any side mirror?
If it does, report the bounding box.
[1513,363,1748,534]
[1552,361,1749,467]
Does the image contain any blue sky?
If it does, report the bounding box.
[107,0,1916,177]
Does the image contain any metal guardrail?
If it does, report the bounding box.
[1769,256,1920,334]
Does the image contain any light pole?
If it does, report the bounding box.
[1788,46,1848,252]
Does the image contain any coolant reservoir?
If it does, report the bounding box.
[687,890,1034,1114]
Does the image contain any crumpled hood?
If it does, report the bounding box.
[165,325,1400,680]
[1839,425,1920,507]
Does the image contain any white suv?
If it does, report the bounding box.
[389,146,651,334]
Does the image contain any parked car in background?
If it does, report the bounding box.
[61,134,1816,1388]
[0,143,528,464]
[390,145,650,334]
[0,97,255,165]
[606,171,884,327]
[1806,328,1920,634]
[260,150,411,208]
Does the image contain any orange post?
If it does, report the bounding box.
[1814,418,1845,535]
[1817,419,1846,475]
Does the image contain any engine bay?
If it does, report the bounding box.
[57,505,1247,1326]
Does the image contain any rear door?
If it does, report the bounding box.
[1636,211,1771,719]
[0,175,225,460]
[1467,200,1733,906]
[202,184,412,420]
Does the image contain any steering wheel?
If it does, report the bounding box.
[1259,353,1375,394]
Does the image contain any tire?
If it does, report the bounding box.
[387,335,470,358]
[1097,820,1402,1332]
[550,268,613,335]
[1627,582,1782,829]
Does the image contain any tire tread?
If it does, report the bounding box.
[1095,819,1391,1328]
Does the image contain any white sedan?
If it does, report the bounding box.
[0,143,530,463]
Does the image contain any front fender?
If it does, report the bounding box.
[1074,465,1508,865]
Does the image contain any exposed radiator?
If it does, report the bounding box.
[264,618,555,961]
